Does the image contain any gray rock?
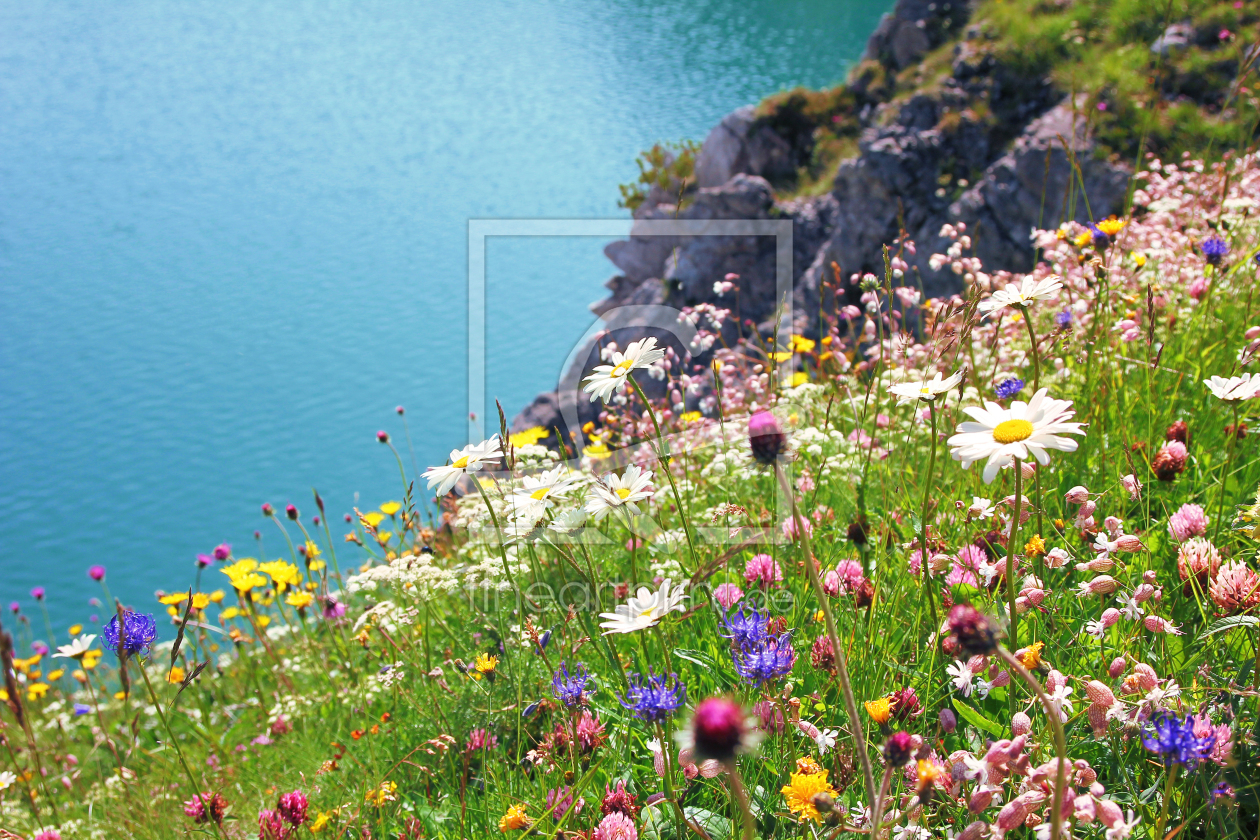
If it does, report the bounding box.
[693,105,801,188]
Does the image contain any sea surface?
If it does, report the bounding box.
[0,0,889,633]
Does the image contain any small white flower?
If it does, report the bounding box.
[978,274,1063,315]
[422,437,503,497]
[582,337,667,403]
[947,660,975,696]
[1049,685,1074,722]
[1105,810,1141,840]
[978,562,1001,587]
[1117,593,1144,622]
[52,634,97,659]
[1143,681,1180,709]
[1203,373,1260,401]
[814,728,839,754]
[598,578,687,634]
[1084,619,1106,640]
[947,388,1085,483]
[967,497,997,519]
[975,678,995,700]
[585,464,654,520]
[0,770,16,791]
[887,369,964,405]
[959,753,987,781]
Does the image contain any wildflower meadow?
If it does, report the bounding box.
[3,152,1260,840]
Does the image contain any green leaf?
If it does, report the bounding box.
[952,697,1005,737]
[1201,615,1259,637]
[674,648,719,670]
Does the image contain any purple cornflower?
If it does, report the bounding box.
[1200,235,1229,266]
[1142,712,1214,767]
[994,378,1024,400]
[621,671,686,723]
[101,610,157,656]
[720,606,768,649]
[732,632,797,684]
[551,662,590,707]
[322,597,346,622]
[1055,309,1073,327]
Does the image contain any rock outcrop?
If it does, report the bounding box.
[511,0,1133,441]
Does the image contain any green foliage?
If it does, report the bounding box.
[618,140,701,211]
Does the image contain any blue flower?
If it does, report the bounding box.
[732,632,797,684]
[1141,712,1214,767]
[1090,225,1110,248]
[1201,235,1229,266]
[521,700,541,719]
[621,671,686,723]
[1055,309,1073,327]
[101,610,157,656]
[73,703,92,716]
[994,378,1025,400]
[720,606,768,650]
[550,662,590,707]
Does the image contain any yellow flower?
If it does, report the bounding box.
[46,669,64,682]
[1096,217,1126,237]
[1024,534,1046,557]
[508,426,548,447]
[159,592,188,606]
[304,540,323,559]
[228,572,268,593]
[192,593,211,611]
[1074,231,1093,248]
[220,606,241,620]
[72,670,86,683]
[789,371,810,388]
[82,650,102,670]
[814,610,825,623]
[114,690,126,700]
[781,770,837,823]
[790,335,816,353]
[1132,252,1147,267]
[864,697,892,724]
[221,558,259,579]
[498,804,531,832]
[26,683,50,701]
[68,624,82,635]
[12,655,41,674]
[1017,641,1045,670]
[286,591,315,610]
[583,442,611,459]
[770,351,792,362]
[363,511,386,528]
[379,502,401,516]
[680,411,703,424]
[711,358,723,372]
[168,666,186,684]
[259,560,302,592]
[364,781,398,808]
[310,811,334,833]
[257,615,271,627]
[377,531,394,545]
[795,756,824,775]
[166,606,179,617]
[308,560,326,572]
[475,653,499,674]
[209,590,226,603]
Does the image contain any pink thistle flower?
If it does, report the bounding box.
[594,811,638,840]
[742,553,783,587]
[1209,561,1260,615]
[713,582,743,609]
[277,790,309,826]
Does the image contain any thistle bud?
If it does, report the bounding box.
[939,708,957,733]
[377,430,390,443]
[883,731,914,767]
[747,411,785,465]
[946,604,999,655]
[285,504,299,521]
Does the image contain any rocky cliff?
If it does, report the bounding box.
[512,0,1254,445]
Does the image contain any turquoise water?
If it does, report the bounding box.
[0,0,888,632]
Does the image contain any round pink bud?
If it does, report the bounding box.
[747,411,785,465]
[88,565,106,581]
[1084,680,1116,707]
[1100,608,1121,628]
[1108,657,1125,678]
[376,430,390,443]
[1011,712,1031,736]
[1065,486,1090,504]
[1114,535,1143,552]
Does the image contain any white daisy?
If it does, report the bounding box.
[947,388,1085,483]
[584,464,654,520]
[422,436,503,497]
[0,770,16,791]
[1204,373,1260,401]
[978,275,1063,315]
[52,634,97,659]
[582,337,667,403]
[598,577,687,634]
[887,369,964,405]
[548,507,588,534]
[512,464,579,507]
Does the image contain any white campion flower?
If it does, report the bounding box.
[977,274,1063,315]
[598,578,687,634]
[967,497,997,519]
[1104,810,1141,840]
[585,464,654,520]
[946,660,976,696]
[422,436,502,497]
[52,634,97,659]
[947,388,1085,483]
[1203,372,1260,401]
[886,369,964,405]
[582,336,667,403]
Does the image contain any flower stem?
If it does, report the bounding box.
[919,402,940,634]
[1213,403,1240,543]
[774,463,877,819]
[996,646,1065,840]
[1022,305,1040,392]
[1155,762,1179,840]
[1006,460,1024,655]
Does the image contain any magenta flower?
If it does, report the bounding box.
[88,565,106,581]
[742,553,783,588]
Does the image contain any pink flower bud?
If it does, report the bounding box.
[1077,499,1097,518]
[1088,704,1109,738]
[1143,615,1182,635]
[996,800,1029,832]
[1103,516,1123,536]
[1065,486,1090,504]
[1011,712,1032,736]
[1114,535,1143,552]
[1108,657,1125,678]
[1085,680,1116,707]
[990,670,1011,688]
[1121,474,1142,499]
[1096,799,1123,828]
[1133,663,1158,692]
[1133,583,1156,603]
[957,822,988,840]
[1101,608,1121,628]
[1046,670,1067,693]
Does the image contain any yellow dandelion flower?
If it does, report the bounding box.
[790,335,816,354]
[1074,231,1093,248]
[228,572,268,593]
[308,560,326,572]
[781,770,837,823]
[363,511,386,528]
[168,666,186,684]
[304,540,323,559]
[257,615,271,627]
[1017,641,1045,670]
[680,411,703,424]
[209,589,226,603]
[68,624,82,635]
[1024,534,1046,557]
[583,442,611,459]
[498,804,531,832]
[864,697,892,724]
[81,650,102,670]
[159,592,188,606]
[71,670,86,683]
[789,371,810,388]
[192,593,211,611]
[221,558,258,578]
[1132,252,1147,267]
[508,426,548,447]
[475,653,499,674]
[1096,218,1125,237]
[286,591,315,610]
[26,683,50,701]
[379,502,401,516]
[46,669,64,682]
[770,351,792,362]
[220,607,240,620]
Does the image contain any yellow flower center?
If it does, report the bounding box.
[616,487,632,500]
[920,386,932,395]
[992,419,1034,443]
[611,360,634,378]
[452,456,470,469]
[530,487,550,500]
